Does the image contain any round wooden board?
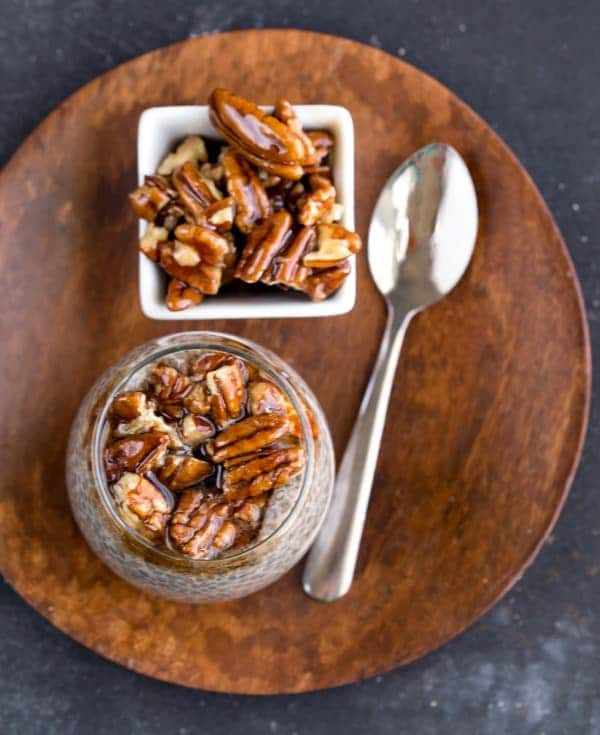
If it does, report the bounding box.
[0,30,590,694]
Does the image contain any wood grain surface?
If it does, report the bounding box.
[0,30,590,694]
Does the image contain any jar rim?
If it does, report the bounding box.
[91,331,315,565]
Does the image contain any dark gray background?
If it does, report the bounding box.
[1,1,598,733]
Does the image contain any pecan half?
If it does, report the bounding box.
[209,88,315,179]
[181,414,215,447]
[206,360,248,428]
[234,210,293,283]
[158,455,213,491]
[158,136,208,175]
[263,226,315,290]
[112,472,174,538]
[222,149,272,233]
[166,279,203,311]
[148,363,191,419]
[206,413,291,463]
[297,175,336,226]
[103,431,169,482]
[273,97,318,168]
[172,161,222,223]
[302,223,362,268]
[222,444,305,499]
[140,223,168,262]
[169,490,237,559]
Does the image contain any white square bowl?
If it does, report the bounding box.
[137,105,356,320]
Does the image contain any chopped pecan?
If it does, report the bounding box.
[181,414,215,446]
[169,491,237,560]
[158,224,230,295]
[140,223,168,261]
[166,279,203,311]
[189,351,234,380]
[182,382,211,414]
[129,182,173,221]
[297,175,336,226]
[206,360,248,428]
[222,149,272,233]
[109,391,148,421]
[234,210,293,283]
[233,494,268,527]
[206,413,291,462]
[112,472,173,538]
[172,161,222,223]
[103,431,169,482]
[301,259,352,301]
[158,455,213,491]
[112,397,182,449]
[209,88,316,179]
[222,444,305,499]
[158,136,208,175]
[200,197,235,232]
[307,130,334,163]
[302,223,362,268]
[199,161,225,183]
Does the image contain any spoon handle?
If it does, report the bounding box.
[303,305,414,601]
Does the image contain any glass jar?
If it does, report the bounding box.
[66,332,334,603]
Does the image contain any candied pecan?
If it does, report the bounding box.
[103,431,169,482]
[301,259,352,301]
[263,226,315,290]
[189,351,234,380]
[158,455,213,491]
[273,97,319,166]
[182,382,211,415]
[206,360,248,428]
[297,175,336,226]
[222,149,272,233]
[148,363,191,419]
[181,414,215,447]
[109,391,148,421]
[140,223,168,261]
[112,397,182,449]
[206,413,291,462]
[302,223,362,268]
[209,88,316,179]
[169,490,237,559]
[307,130,334,163]
[129,182,173,221]
[166,279,203,311]
[234,210,293,283]
[247,379,319,440]
[158,136,208,175]
[158,224,230,295]
[112,472,173,538]
[199,161,225,183]
[233,494,268,527]
[172,161,222,223]
[222,444,305,499]
[200,197,235,232]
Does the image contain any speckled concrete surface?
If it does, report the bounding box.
[1,1,598,733]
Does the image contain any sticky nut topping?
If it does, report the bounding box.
[102,351,311,559]
[129,88,362,311]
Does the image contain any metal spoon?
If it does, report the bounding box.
[303,143,478,602]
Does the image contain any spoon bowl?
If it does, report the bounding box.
[303,143,478,602]
[368,143,478,310]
